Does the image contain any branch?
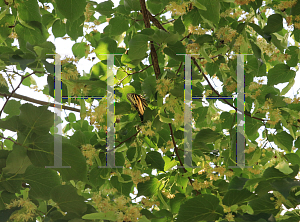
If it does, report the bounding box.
[191,57,300,128]
[114,129,141,150]
[117,64,153,85]
[0,73,33,116]
[175,62,183,76]
[0,134,30,149]
[139,0,161,79]
[165,109,201,196]
[162,19,175,25]
[0,92,80,112]
[180,33,191,41]
[147,11,169,33]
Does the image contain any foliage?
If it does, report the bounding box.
[0,0,300,221]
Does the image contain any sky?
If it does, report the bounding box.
[0,0,300,214]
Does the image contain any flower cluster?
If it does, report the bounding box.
[156,78,174,97]
[192,179,212,190]
[224,76,237,93]
[188,25,209,35]
[274,0,297,11]
[166,1,190,16]
[81,144,98,166]
[269,52,291,63]
[247,167,262,175]
[84,2,94,22]
[256,37,277,57]
[61,66,79,81]
[122,168,150,185]
[6,198,37,222]
[88,99,107,129]
[92,192,141,222]
[160,140,173,154]
[186,42,201,57]
[215,26,237,44]
[234,0,255,5]
[0,74,8,87]
[141,197,161,207]
[140,121,155,137]
[220,8,243,19]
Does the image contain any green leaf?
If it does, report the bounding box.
[82,212,117,221]
[193,0,207,10]
[23,165,61,200]
[55,0,86,24]
[284,153,300,166]
[128,34,149,60]
[137,177,162,197]
[15,23,47,48]
[72,42,89,59]
[182,8,202,27]
[94,36,118,60]
[198,0,220,26]
[110,174,133,196]
[195,34,214,45]
[273,131,293,152]
[174,17,185,35]
[263,14,283,34]
[52,19,66,38]
[2,145,31,175]
[54,142,87,181]
[65,15,85,40]
[3,100,21,116]
[145,151,165,171]
[245,114,263,137]
[267,64,296,86]
[195,129,221,143]
[151,29,180,44]
[176,194,224,222]
[286,46,299,67]
[250,40,261,60]
[50,185,87,215]
[222,189,253,206]
[275,161,293,175]
[124,0,141,11]
[107,16,129,36]
[147,0,164,15]
[16,0,41,22]
[280,78,295,96]
[159,114,172,123]
[95,0,115,16]
[291,0,300,16]
[248,149,261,166]
[163,41,185,62]
[249,193,279,215]
[19,103,57,135]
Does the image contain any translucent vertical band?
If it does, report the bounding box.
[46,54,70,168]
[176,54,253,169]
[99,54,122,168]
[229,54,253,169]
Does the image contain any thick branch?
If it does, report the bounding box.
[139,0,161,79]
[147,11,168,32]
[0,92,80,112]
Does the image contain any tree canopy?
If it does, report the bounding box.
[1,0,300,221]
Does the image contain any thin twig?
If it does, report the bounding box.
[164,108,201,196]
[180,33,191,41]
[175,62,183,76]
[0,73,34,116]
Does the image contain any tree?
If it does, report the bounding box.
[0,0,300,221]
